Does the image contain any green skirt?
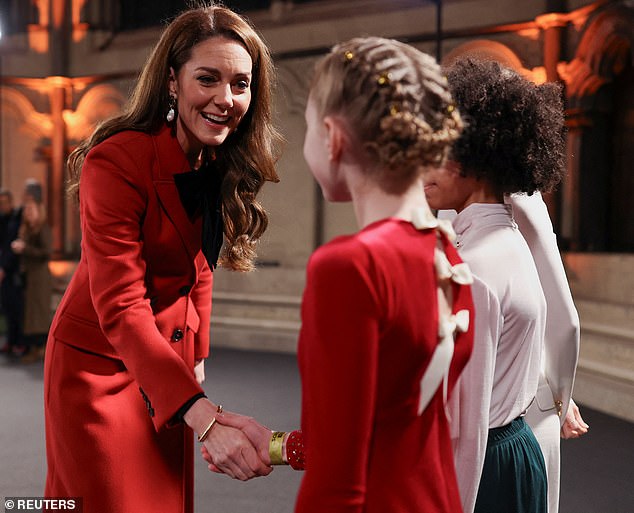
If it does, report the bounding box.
[474,417,548,513]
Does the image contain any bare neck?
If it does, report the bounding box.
[456,177,503,213]
[350,175,430,229]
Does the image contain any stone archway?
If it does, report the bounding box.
[64,83,125,143]
[0,87,52,138]
[0,87,51,195]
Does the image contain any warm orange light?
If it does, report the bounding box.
[35,0,50,27]
[72,0,86,26]
[27,25,49,53]
[52,0,65,29]
[73,23,89,43]
[535,13,568,31]
[45,76,72,89]
[517,28,541,40]
[49,260,77,279]
[72,0,88,42]
[528,67,547,85]
[27,1,89,52]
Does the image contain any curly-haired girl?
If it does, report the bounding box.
[423,57,566,513]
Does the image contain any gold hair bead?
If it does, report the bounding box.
[377,72,391,86]
[447,104,455,113]
[390,104,400,116]
[343,50,354,62]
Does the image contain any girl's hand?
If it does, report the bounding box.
[184,398,272,480]
[561,399,589,439]
[202,422,273,480]
[214,411,273,465]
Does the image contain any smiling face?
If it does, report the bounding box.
[169,36,253,163]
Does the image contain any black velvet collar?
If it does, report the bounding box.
[173,161,224,270]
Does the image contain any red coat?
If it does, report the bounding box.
[44,125,212,512]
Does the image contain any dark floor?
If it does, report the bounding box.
[560,403,634,513]
[1,347,632,512]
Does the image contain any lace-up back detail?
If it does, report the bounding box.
[412,206,473,415]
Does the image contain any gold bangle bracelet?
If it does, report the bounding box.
[197,404,223,443]
[197,417,217,443]
[269,431,287,465]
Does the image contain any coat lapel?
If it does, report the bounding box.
[151,125,202,264]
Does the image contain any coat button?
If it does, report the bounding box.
[171,328,184,342]
[179,285,191,296]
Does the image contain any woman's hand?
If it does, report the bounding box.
[214,411,273,465]
[202,422,273,480]
[194,359,205,384]
[561,398,589,439]
[183,398,272,480]
[201,445,221,473]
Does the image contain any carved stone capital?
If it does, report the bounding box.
[560,4,634,101]
[558,58,607,99]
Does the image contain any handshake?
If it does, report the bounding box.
[185,361,296,480]
[192,403,277,481]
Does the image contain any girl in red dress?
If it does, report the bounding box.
[212,37,475,513]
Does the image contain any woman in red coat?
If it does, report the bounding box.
[44,5,280,511]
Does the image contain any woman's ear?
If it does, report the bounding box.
[168,67,177,96]
[323,116,346,163]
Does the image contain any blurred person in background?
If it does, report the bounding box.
[0,188,24,356]
[11,179,52,364]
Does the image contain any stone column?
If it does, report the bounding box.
[48,0,71,256]
[46,77,68,257]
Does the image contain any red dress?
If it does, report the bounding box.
[295,218,474,513]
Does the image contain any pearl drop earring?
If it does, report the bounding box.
[166,95,176,122]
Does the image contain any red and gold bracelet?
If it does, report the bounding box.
[285,430,305,470]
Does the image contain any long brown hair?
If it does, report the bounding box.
[68,2,281,271]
